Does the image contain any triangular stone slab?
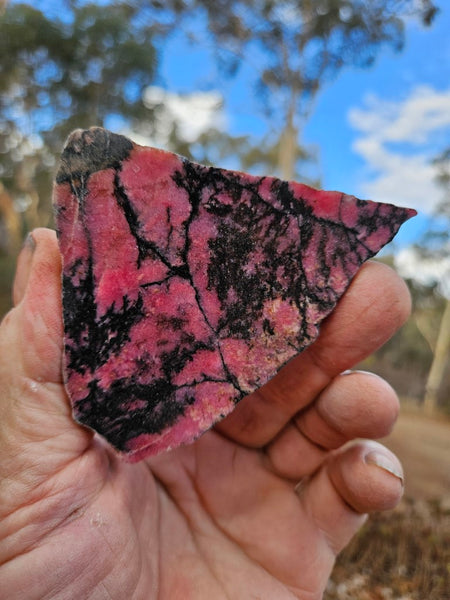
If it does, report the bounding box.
[53,127,416,461]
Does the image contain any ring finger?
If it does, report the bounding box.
[264,369,400,480]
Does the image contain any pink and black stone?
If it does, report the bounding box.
[53,127,416,461]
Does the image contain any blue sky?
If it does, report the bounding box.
[305,5,450,247]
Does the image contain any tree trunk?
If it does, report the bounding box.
[0,182,21,255]
[423,297,450,414]
[277,86,298,181]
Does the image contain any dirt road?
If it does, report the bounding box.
[383,408,450,500]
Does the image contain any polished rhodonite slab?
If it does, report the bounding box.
[53,127,416,461]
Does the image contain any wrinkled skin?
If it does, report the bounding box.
[0,229,408,599]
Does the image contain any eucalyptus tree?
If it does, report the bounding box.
[0,1,173,227]
[193,0,439,179]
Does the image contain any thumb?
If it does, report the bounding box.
[12,232,36,307]
[0,228,93,493]
[10,228,65,383]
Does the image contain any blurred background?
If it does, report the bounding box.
[0,1,449,597]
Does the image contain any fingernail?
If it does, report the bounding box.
[13,232,37,306]
[365,450,404,485]
[23,232,37,253]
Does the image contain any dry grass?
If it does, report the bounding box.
[325,497,450,600]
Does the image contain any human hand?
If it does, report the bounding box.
[0,228,408,599]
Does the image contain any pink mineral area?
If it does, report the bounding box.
[172,348,225,387]
[262,297,301,337]
[96,267,140,314]
[87,170,141,314]
[293,184,343,221]
[187,214,222,329]
[92,276,215,391]
[339,196,360,229]
[120,147,191,266]
[54,127,417,462]
[219,317,300,394]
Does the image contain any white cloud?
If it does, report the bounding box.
[348,86,450,213]
[137,86,225,147]
[395,246,450,298]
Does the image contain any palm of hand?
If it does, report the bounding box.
[0,229,407,599]
[44,431,332,599]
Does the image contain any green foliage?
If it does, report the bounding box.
[0,1,163,221]
[194,0,439,106]
[190,0,439,178]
